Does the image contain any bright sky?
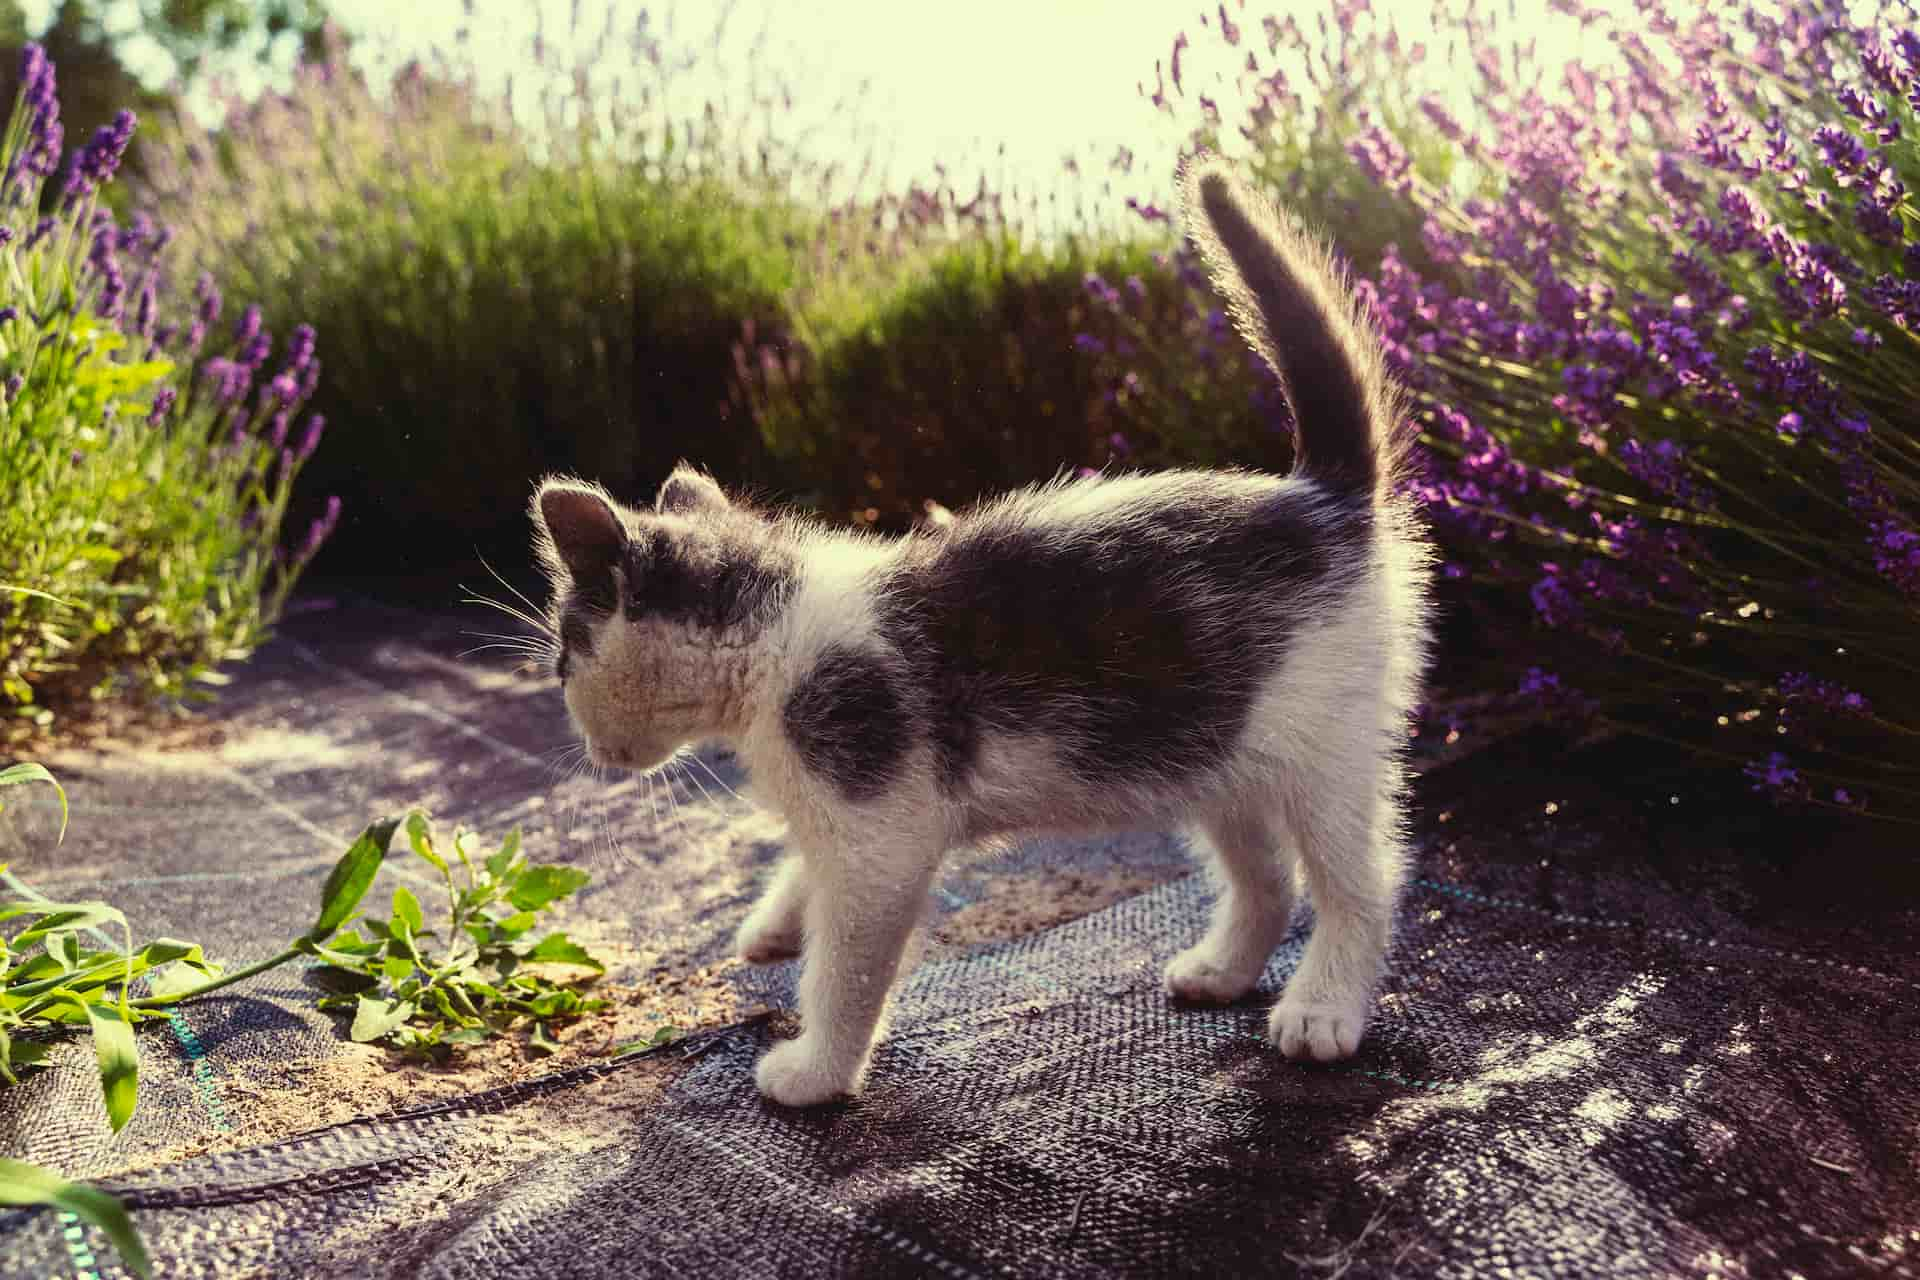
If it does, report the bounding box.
[311,0,1619,227]
[323,0,1195,225]
[26,0,1623,230]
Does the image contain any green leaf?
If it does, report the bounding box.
[391,886,425,935]
[381,954,415,983]
[0,763,67,843]
[143,959,222,1001]
[523,934,603,972]
[0,1158,150,1277]
[349,995,415,1043]
[83,1002,139,1133]
[505,865,591,912]
[13,903,122,951]
[136,939,207,967]
[495,911,538,939]
[528,1022,561,1056]
[405,812,446,875]
[484,829,521,879]
[5,1041,50,1071]
[307,816,405,942]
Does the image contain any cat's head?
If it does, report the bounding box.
[530,465,788,772]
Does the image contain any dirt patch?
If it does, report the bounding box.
[7,697,233,763]
[930,868,1181,949]
[97,945,755,1180]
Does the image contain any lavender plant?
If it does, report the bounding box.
[1122,0,1920,821]
[0,44,335,734]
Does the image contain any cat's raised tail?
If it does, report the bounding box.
[1179,157,1405,502]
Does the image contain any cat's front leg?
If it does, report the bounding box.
[734,854,810,963]
[755,840,937,1107]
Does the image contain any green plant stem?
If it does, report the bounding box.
[127,946,298,1010]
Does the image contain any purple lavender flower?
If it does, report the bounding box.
[299,495,343,560]
[1811,124,1870,176]
[1778,672,1872,718]
[200,357,251,408]
[9,44,63,191]
[1835,86,1899,143]
[1743,751,1799,795]
[1348,124,1413,195]
[294,413,326,462]
[196,273,222,326]
[1072,332,1107,355]
[62,110,136,204]
[87,224,125,321]
[1529,569,1581,627]
[1082,273,1120,308]
[147,387,176,424]
[134,277,157,340]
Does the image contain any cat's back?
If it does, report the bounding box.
[867,468,1371,789]
[885,467,1364,627]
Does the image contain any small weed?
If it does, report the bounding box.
[308,812,607,1061]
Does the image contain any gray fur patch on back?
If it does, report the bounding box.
[875,473,1368,796]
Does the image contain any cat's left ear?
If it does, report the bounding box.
[656,463,730,516]
[532,479,628,603]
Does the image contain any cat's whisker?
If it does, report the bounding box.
[643,772,663,828]
[460,588,556,641]
[459,639,557,664]
[672,753,719,810]
[476,554,554,636]
[684,750,742,803]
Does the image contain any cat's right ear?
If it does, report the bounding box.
[532,479,628,604]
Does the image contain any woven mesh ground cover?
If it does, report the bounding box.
[0,595,1915,1278]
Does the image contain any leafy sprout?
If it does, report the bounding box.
[309,812,607,1060]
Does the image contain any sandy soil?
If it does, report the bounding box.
[94,942,755,1179]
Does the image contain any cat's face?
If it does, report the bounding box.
[530,468,784,772]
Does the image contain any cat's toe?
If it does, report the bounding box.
[1268,996,1366,1062]
[734,915,803,964]
[1163,946,1260,1003]
[755,1038,857,1107]
[736,928,802,964]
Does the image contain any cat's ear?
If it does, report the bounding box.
[532,479,628,600]
[656,463,730,516]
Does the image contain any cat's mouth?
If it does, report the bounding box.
[585,739,676,773]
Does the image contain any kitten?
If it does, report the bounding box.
[529,159,1433,1107]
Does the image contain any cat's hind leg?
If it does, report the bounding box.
[1269,750,1407,1062]
[1164,804,1299,1003]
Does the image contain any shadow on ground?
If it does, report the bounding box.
[0,592,1914,1279]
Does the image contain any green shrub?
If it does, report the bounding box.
[0,44,329,732]
[134,38,818,572]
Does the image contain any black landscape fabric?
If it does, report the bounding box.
[0,596,1915,1279]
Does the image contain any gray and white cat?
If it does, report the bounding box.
[529,160,1433,1107]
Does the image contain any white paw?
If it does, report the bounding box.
[1268,995,1368,1062]
[754,1037,859,1107]
[1163,945,1261,1003]
[734,913,802,965]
